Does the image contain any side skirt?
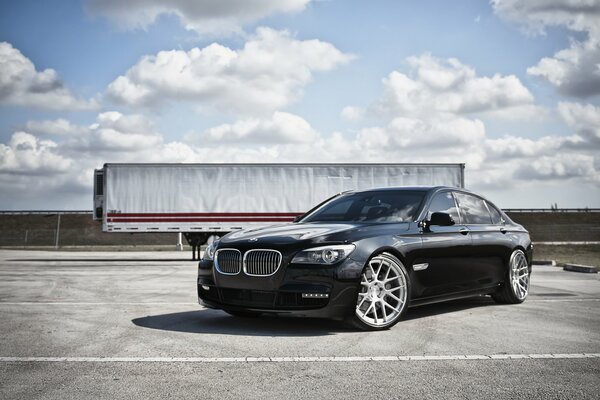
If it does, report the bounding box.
[408,285,501,308]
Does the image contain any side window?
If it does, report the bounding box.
[486,202,504,225]
[427,192,460,222]
[454,193,492,224]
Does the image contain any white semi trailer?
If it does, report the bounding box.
[94,163,465,258]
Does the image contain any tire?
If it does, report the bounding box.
[224,309,262,318]
[349,253,410,331]
[492,249,530,304]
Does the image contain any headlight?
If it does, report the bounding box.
[291,244,355,265]
[203,241,218,261]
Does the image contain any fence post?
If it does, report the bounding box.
[54,214,61,249]
[24,230,28,244]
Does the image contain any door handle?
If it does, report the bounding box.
[500,227,507,234]
[459,228,469,235]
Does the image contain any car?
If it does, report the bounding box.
[197,186,532,330]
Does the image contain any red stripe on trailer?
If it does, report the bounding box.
[107,217,296,223]
[106,212,302,218]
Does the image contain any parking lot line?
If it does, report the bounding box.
[1,354,598,363]
[1,298,599,306]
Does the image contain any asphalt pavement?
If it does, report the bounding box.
[0,249,598,399]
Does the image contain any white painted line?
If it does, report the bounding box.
[527,299,600,303]
[0,354,598,364]
[533,241,600,245]
[1,299,598,306]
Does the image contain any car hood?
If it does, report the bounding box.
[220,221,410,246]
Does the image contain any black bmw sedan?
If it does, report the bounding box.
[197,186,532,330]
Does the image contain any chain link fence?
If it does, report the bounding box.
[0,214,179,247]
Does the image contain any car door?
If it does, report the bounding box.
[412,190,473,298]
[453,192,505,289]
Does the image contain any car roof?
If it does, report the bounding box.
[353,186,453,193]
[351,186,490,201]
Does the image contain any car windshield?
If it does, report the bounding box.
[302,190,426,223]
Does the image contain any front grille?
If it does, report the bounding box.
[202,287,329,310]
[243,250,282,276]
[277,292,329,308]
[220,288,276,308]
[215,249,242,274]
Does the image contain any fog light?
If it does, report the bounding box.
[201,285,210,291]
[301,293,329,298]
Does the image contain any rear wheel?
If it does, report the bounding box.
[492,249,530,304]
[350,253,409,331]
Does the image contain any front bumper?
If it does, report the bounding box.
[197,257,362,319]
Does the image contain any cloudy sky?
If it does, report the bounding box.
[0,0,599,210]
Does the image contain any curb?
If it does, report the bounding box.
[563,264,598,273]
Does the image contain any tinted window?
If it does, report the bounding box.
[308,197,353,221]
[427,192,460,222]
[486,202,504,225]
[454,192,492,224]
[303,191,425,223]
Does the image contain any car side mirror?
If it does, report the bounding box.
[293,215,303,223]
[429,212,455,227]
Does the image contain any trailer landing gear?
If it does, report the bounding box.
[183,233,209,260]
[183,233,223,260]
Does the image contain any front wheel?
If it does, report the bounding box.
[349,253,409,331]
[492,249,530,304]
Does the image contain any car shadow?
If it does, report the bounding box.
[131,308,351,337]
[132,296,498,336]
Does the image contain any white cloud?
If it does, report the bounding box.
[341,52,598,189]
[24,119,85,136]
[515,153,598,181]
[86,0,311,35]
[21,113,164,155]
[199,111,318,144]
[0,132,72,174]
[527,36,600,97]
[340,106,365,121]
[358,116,486,150]
[493,0,600,97]
[373,53,535,117]
[107,28,353,114]
[485,134,582,159]
[73,112,163,152]
[0,42,97,111]
[491,0,600,35]
[0,112,172,204]
[558,101,600,143]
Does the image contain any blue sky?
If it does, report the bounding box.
[0,0,599,209]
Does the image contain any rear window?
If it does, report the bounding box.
[454,192,493,224]
[486,202,504,225]
[303,191,426,223]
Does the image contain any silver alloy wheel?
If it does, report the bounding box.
[355,255,407,328]
[510,250,529,300]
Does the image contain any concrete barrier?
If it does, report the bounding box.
[563,264,598,273]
